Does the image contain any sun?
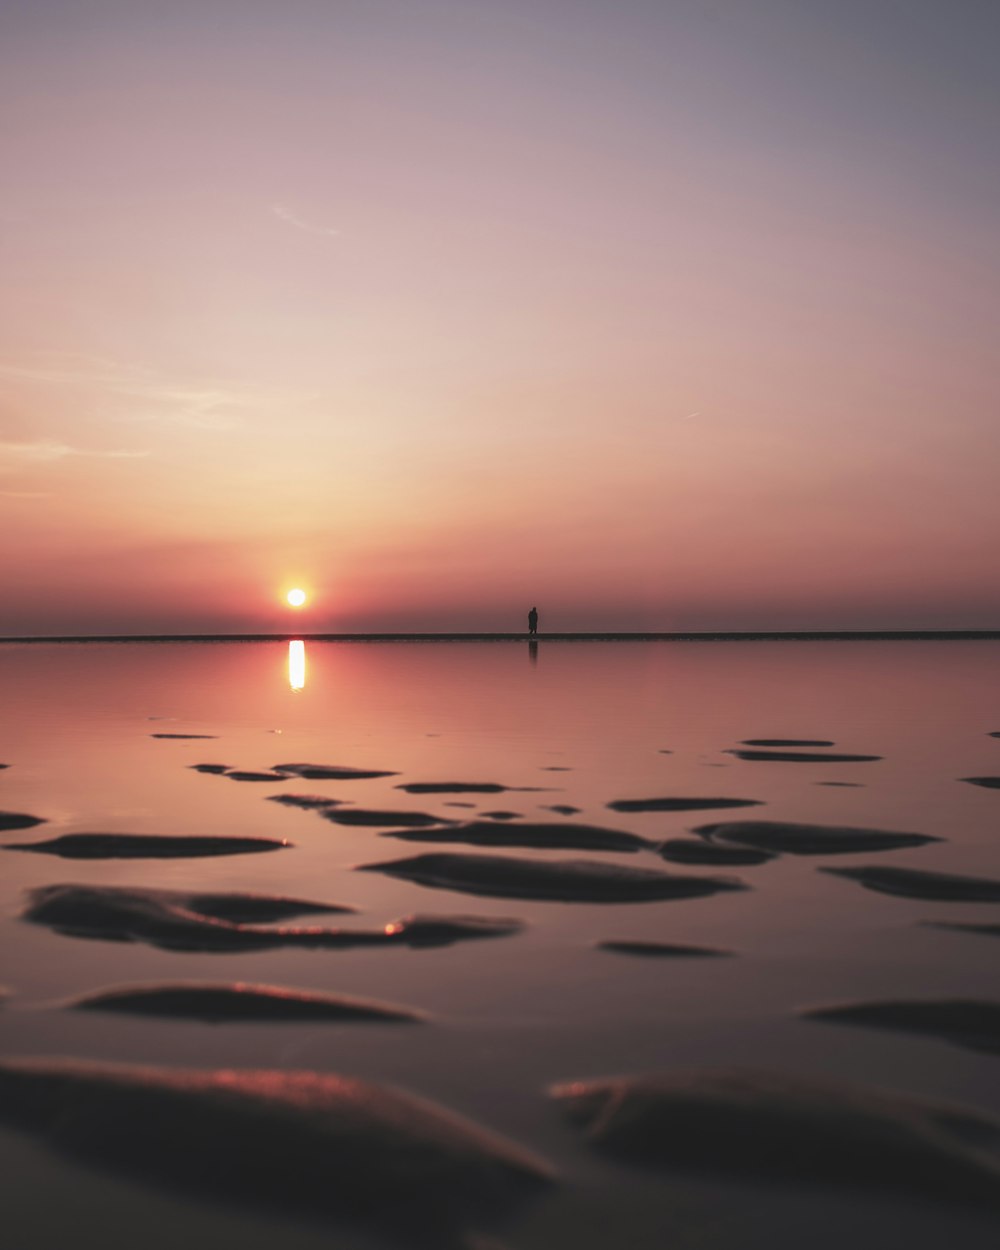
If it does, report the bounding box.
[286,588,307,607]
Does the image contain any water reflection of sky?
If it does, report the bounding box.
[2,641,1000,1250]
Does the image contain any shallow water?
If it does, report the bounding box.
[2,639,1000,1249]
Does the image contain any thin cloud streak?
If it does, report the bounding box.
[114,385,249,431]
[112,381,322,431]
[270,203,340,238]
[0,355,148,388]
[0,355,317,431]
[0,439,149,466]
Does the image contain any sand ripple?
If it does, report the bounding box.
[0,1057,553,1246]
[0,811,47,831]
[273,762,398,780]
[597,941,732,958]
[608,796,762,813]
[824,865,1000,901]
[6,833,289,859]
[361,852,746,903]
[694,821,939,856]
[727,749,881,763]
[22,884,520,953]
[381,821,654,853]
[550,1068,1000,1210]
[804,999,1000,1055]
[67,982,424,1024]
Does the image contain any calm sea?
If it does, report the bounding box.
[1,640,999,1249]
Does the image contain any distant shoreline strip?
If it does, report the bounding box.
[2,631,999,644]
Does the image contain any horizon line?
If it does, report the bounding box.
[2,630,1000,644]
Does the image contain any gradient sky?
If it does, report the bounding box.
[2,0,998,633]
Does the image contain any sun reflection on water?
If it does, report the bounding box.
[288,640,306,691]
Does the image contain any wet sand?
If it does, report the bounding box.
[1,638,1000,1250]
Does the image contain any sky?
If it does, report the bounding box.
[1,0,998,634]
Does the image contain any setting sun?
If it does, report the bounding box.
[286,588,307,607]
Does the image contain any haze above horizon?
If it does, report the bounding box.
[2,0,997,635]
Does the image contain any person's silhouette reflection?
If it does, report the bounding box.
[528,606,538,636]
[528,639,538,666]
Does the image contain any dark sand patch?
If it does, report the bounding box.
[540,766,573,772]
[549,1068,1000,1210]
[742,739,836,747]
[189,764,231,775]
[183,892,355,923]
[25,884,350,932]
[267,793,344,809]
[961,776,1000,790]
[927,922,1000,939]
[694,820,939,856]
[226,770,291,783]
[150,733,217,739]
[396,782,509,794]
[598,941,732,958]
[545,804,581,815]
[658,838,774,866]
[381,821,655,853]
[6,833,289,859]
[22,884,520,953]
[803,999,1000,1055]
[22,885,355,951]
[0,1057,552,1246]
[657,750,673,754]
[444,801,477,809]
[68,982,423,1024]
[482,811,520,821]
[273,762,398,780]
[608,796,762,813]
[824,865,1000,902]
[727,749,881,763]
[0,811,47,831]
[989,733,1000,739]
[361,852,746,903]
[816,781,864,787]
[322,808,447,828]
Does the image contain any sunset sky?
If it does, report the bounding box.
[2,0,998,634]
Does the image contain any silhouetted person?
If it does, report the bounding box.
[528,606,538,636]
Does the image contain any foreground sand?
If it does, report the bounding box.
[2,639,1000,1249]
